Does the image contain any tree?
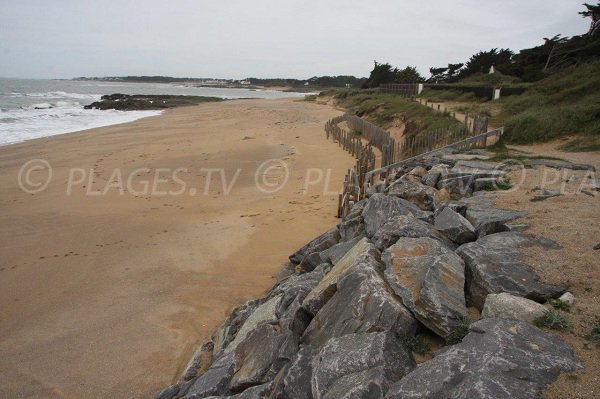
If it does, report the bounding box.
[362,61,398,88]
[579,2,600,36]
[458,48,514,79]
[394,66,424,83]
[427,63,464,83]
[428,66,448,83]
[362,62,424,88]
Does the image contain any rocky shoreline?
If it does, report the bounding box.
[84,94,224,111]
[155,153,587,399]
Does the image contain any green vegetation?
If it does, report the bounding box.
[77,75,367,89]
[480,139,567,162]
[446,318,472,345]
[459,71,524,87]
[560,137,600,152]
[331,90,461,136]
[454,104,493,118]
[362,62,424,88]
[499,61,600,144]
[530,195,552,202]
[421,88,485,103]
[534,309,571,330]
[479,179,513,191]
[427,2,600,83]
[401,335,427,354]
[550,299,572,312]
[304,94,317,102]
[248,76,367,88]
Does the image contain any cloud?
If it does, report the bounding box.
[0,0,590,79]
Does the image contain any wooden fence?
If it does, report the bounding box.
[344,115,397,171]
[326,112,503,218]
[380,83,421,97]
[325,117,376,217]
[416,98,489,135]
[364,127,505,186]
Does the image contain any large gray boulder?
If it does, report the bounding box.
[456,232,565,309]
[465,204,527,237]
[362,193,432,237]
[481,293,547,323]
[185,352,237,398]
[436,175,474,196]
[387,180,437,211]
[289,228,340,265]
[385,318,582,399]
[269,266,327,314]
[383,237,467,338]
[434,206,476,244]
[302,238,379,315]
[213,299,263,357]
[224,295,283,354]
[180,341,215,382]
[319,236,364,265]
[312,332,415,399]
[337,217,365,242]
[372,214,450,251]
[277,346,314,399]
[229,322,295,391]
[421,164,450,188]
[453,160,502,170]
[302,260,418,347]
[202,382,273,398]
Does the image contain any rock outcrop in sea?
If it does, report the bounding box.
[155,154,582,399]
[84,94,223,111]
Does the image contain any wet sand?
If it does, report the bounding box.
[0,98,354,398]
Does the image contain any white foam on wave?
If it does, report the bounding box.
[6,91,102,100]
[0,102,162,146]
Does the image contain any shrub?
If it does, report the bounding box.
[550,299,571,312]
[446,318,472,345]
[534,309,570,330]
[401,335,427,354]
[499,61,600,145]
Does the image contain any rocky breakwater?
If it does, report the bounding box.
[156,155,582,399]
[84,94,224,111]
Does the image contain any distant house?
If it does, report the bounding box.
[304,82,310,86]
[240,80,251,85]
[489,65,496,74]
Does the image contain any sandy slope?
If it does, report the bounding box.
[0,98,354,398]
[490,141,600,399]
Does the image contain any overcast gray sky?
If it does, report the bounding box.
[0,0,591,79]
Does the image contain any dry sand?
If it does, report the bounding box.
[489,140,600,398]
[0,98,355,398]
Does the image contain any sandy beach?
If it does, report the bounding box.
[0,98,355,398]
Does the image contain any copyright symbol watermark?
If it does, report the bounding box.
[255,159,289,194]
[18,159,52,194]
[495,159,526,193]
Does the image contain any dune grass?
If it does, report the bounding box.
[331,90,461,136]
[499,62,600,146]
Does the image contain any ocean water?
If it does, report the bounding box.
[0,78,308,146]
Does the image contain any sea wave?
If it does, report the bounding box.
[0,103,162,146]
[6,91,101,100]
